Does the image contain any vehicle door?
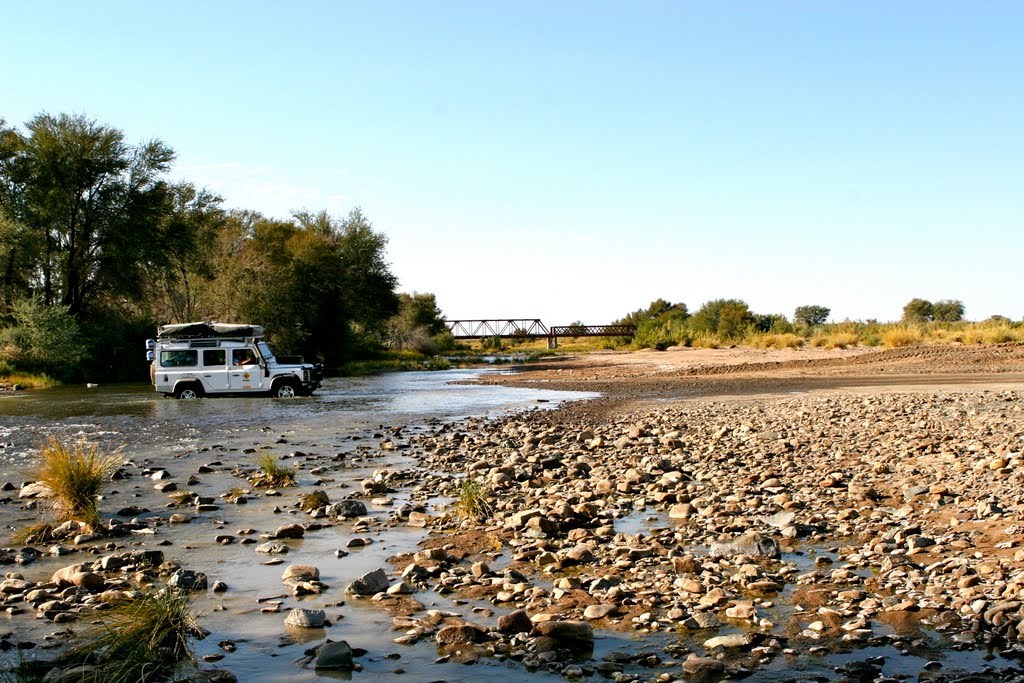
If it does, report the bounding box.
[200,349,230,392]
[229,347,264,392]
[157,348,199,392]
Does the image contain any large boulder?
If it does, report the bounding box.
[346,568,389,596]
[314,640,353,669]
[282,565,319,583]
[328,500,367,519]
[435,623,489,645]
[284,608,326,628]
[168,569,208,592]
[532,620,594,645]
[497,609,533,634]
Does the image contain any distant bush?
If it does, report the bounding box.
[882,325,923,347]
[747,332,803,349]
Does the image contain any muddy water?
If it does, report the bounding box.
[0,370,602,682]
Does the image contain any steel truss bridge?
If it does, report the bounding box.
[444,319,636,348]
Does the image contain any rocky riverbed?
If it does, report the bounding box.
[389,387,1024,682]
[2,353,1024,682]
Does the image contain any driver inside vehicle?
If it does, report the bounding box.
[232,349,257,366]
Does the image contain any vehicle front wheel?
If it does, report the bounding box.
[173,384,202,400]
[273,381,299,398]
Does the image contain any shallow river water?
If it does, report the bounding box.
[0,371,1018,682]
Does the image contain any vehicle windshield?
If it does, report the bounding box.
[257,341,275,362]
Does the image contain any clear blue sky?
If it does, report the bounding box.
[3,1,1021,324]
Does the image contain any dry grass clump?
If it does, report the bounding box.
[250,453,296,488]
[30,437,119,528]
[747,332,803,349]
[821,332,860,350]
[977,325,1023,344]
[69,589,201,683]
[881,325,924,348]
[447,476,494,523]
[12,522,57,544]
[169,490,199,507]
[689,332,721,349]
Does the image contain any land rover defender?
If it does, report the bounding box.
[147,322,324,398]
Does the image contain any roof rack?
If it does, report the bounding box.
[157,321,265,341]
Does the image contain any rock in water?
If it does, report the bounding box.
[284,608,326,628]
[346,568,389,596]
[314,640,353,669]
[707,532,781,559]
[533,620,594,645]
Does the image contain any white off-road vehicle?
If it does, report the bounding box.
[147,322,324,399]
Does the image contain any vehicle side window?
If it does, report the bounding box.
[203,349,226,366]
[232,349,257,366]
[160,350,198,367]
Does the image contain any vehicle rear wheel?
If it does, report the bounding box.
[273,381,299,398]
[173,384,202,400]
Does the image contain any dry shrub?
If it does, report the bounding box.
[250,453,296,488]
[881,325,923,348]
[30,437,119,528]
[689,332,721,349]
[747,332,803,349]
[822,332,859,350]
[71,589,201,683]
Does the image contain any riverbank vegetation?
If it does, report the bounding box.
[620,298,1023,352]
[0,113,451,383]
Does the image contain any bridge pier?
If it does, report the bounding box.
[548,336,558,350]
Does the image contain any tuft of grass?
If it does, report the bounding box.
[250,453,296,488]
[169,491,198,507]
[11,522,57,545]
[70,589,201,683]
[689,332,721,349]
[881,325,924,348]
[447,476,494,523]
[821,332,859,350]
[747,332,803,349]
[223,487,247,503]
[29,438,119,528]
[297,489,329,512]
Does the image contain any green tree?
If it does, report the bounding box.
[148,183,225,323]
[198,208,399,367]
[0,210,39,315]
[0,113,175,317]
[691,299,752,337]
[754,313,791,333]
[619,299,688,326]
[398,292,446,336]
[0,298,87,374]
[902,298,934,324]
[932,299,965,322]
[794,305,830,326]
[385,292,447,352]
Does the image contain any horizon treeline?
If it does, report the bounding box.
[615,297,1021,351]
[0,112,449,382]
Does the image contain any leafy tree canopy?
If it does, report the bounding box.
[691,298,752,338]
[902,298,934,324]
[932,299,965,323]
[794,305,830,326]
